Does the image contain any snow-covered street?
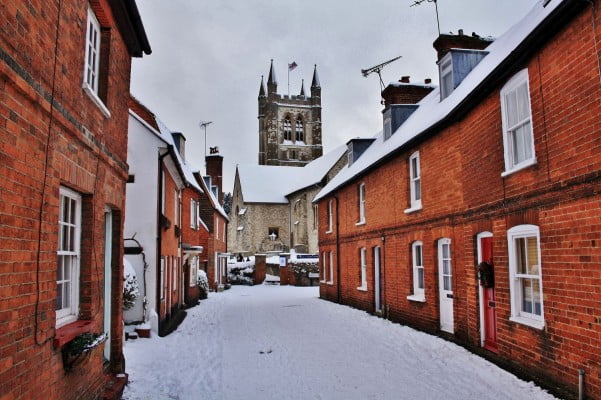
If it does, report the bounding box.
[122,286,557,400]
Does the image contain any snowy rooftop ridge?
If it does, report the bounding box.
[314,0,566,202]
[238,143,348,204]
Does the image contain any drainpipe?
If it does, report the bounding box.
[382,234,388,319]
[579,369,585,400]
[157,150,169,320]
[335,196,341,304]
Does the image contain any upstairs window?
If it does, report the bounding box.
[439,55,453,100]
[357,183,366,224]
[501,69,535,175]
[406,151,421,212]
[190,199,199,229]
[283,118,292,141]
[295,119,304,142]
[313,204,318,230]
[57,187,82,327]
[83,5,110,117]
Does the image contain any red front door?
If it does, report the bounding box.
[481,237,498,352]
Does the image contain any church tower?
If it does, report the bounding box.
[258,60,323,166]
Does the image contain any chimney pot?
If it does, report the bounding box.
[400,76,410,83]
[458,29,464,35]
[425,78,432,84]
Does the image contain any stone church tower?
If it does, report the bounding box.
[258,60,323,166]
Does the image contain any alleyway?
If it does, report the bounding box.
[122,286,557,400]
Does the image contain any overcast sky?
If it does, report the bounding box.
[130,0,536,194]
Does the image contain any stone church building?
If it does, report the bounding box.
[228,61,347,255]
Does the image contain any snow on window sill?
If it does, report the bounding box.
[82,83,111,118]
[501,158,537,178]
[355,220,366,226]
[404,204,422,214]
[509,315,545,330]
[406,294,426,303]
[357,285,367,292]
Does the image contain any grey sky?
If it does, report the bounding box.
[130,0,536,194]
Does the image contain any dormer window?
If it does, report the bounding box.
[439,54,453,100]
[283,118,292,141]
[295,119,304,142]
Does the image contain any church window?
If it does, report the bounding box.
[283,118,292,141]
[295,119,304,142]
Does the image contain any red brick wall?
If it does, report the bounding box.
[160,170,181,320]
[0,1,138,399]
[181,187,204,305]
[318,5,601,399]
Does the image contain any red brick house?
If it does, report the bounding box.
[195,154,230,290]
[315,0,600,398]
[0,1,150,399]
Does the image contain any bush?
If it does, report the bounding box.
[123,261,139,311]
[197,269,209,299]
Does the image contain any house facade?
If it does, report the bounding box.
[125,99,206,336]
[0,1,150,399]
[315,1,601,398]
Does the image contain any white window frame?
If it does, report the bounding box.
[358,247,367,291]
[283,118,292,141]
[500,69,536,176]
[295,119,304,142]
[320,252,327,283]
[161,171,165,215]
[326,200,333,233]
[215,216,219,239]
[405,151,422,213]
[328,251,334,285]
[174,191,179,226]
[313,204,318,230]
[189,256,198,287]
[82,6,110,117]
[190,199,196,229]
[172,256,178,292]
[56,187,82,328]
[223,221,226,241]
[407,241,425,302]
[507,225,545,329]
[357,183,366,225]
[439,53,454,100]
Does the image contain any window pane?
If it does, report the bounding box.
[414,179,421,201]
[512,127,526,164]
[527,236,539,274]
[62,225,69,251]
[415,245,422,266]
[57,256,63,281]
[417,268,424,289]
[56,282,63,310]
[443,259,451,275]
[522,121,533,160]
[506,90,518,127]
[533,279,542,316]
[62,196,69,223]
[516,238,527,274]
[69,198,76,223]
[517,83,530,121]
[442,243,450,258]
[521,278,533,313]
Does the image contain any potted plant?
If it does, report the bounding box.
[62,332,107,371]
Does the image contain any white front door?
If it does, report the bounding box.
[374,246,382,313]
[103,209,112,361]
[438,238,454,333]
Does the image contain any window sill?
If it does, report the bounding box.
[83,83,111,118]
[406,294,426,303]
[357,285,367,292]
[404,205,422,214]
[54,319,94,348]
[355,220,366,226]
[509,315,545,330]
[501,158,537,177]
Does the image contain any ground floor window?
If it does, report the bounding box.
[407,241,424,301]
[358,247,367,290]
[507,225,544,329]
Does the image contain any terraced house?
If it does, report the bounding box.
[0,1,150,399]
[315,0,601,398]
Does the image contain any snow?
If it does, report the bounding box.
[315,0,565,202]
[123,286,557,400]
[237,143,347,203]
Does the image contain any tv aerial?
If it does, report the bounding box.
[361,55,402,92]
[411,0,441,35]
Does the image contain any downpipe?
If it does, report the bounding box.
[579,369,585,400]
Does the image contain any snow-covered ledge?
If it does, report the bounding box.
[406,294,426,303]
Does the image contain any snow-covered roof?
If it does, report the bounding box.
[315,0,566,202]
[237,144,347,204]
[194,168,230,220]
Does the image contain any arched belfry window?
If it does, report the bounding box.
[295,119,304,142]
[283,118,292,141]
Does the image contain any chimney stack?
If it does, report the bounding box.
[381,77,435,108]
[432,30,493,61]
[205,151,223,204]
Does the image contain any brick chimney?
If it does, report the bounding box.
[381,76,435,108]
[433,30,493,61]
[381,76,435,141]
[205,151,223,203]
[172,132,186,160]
